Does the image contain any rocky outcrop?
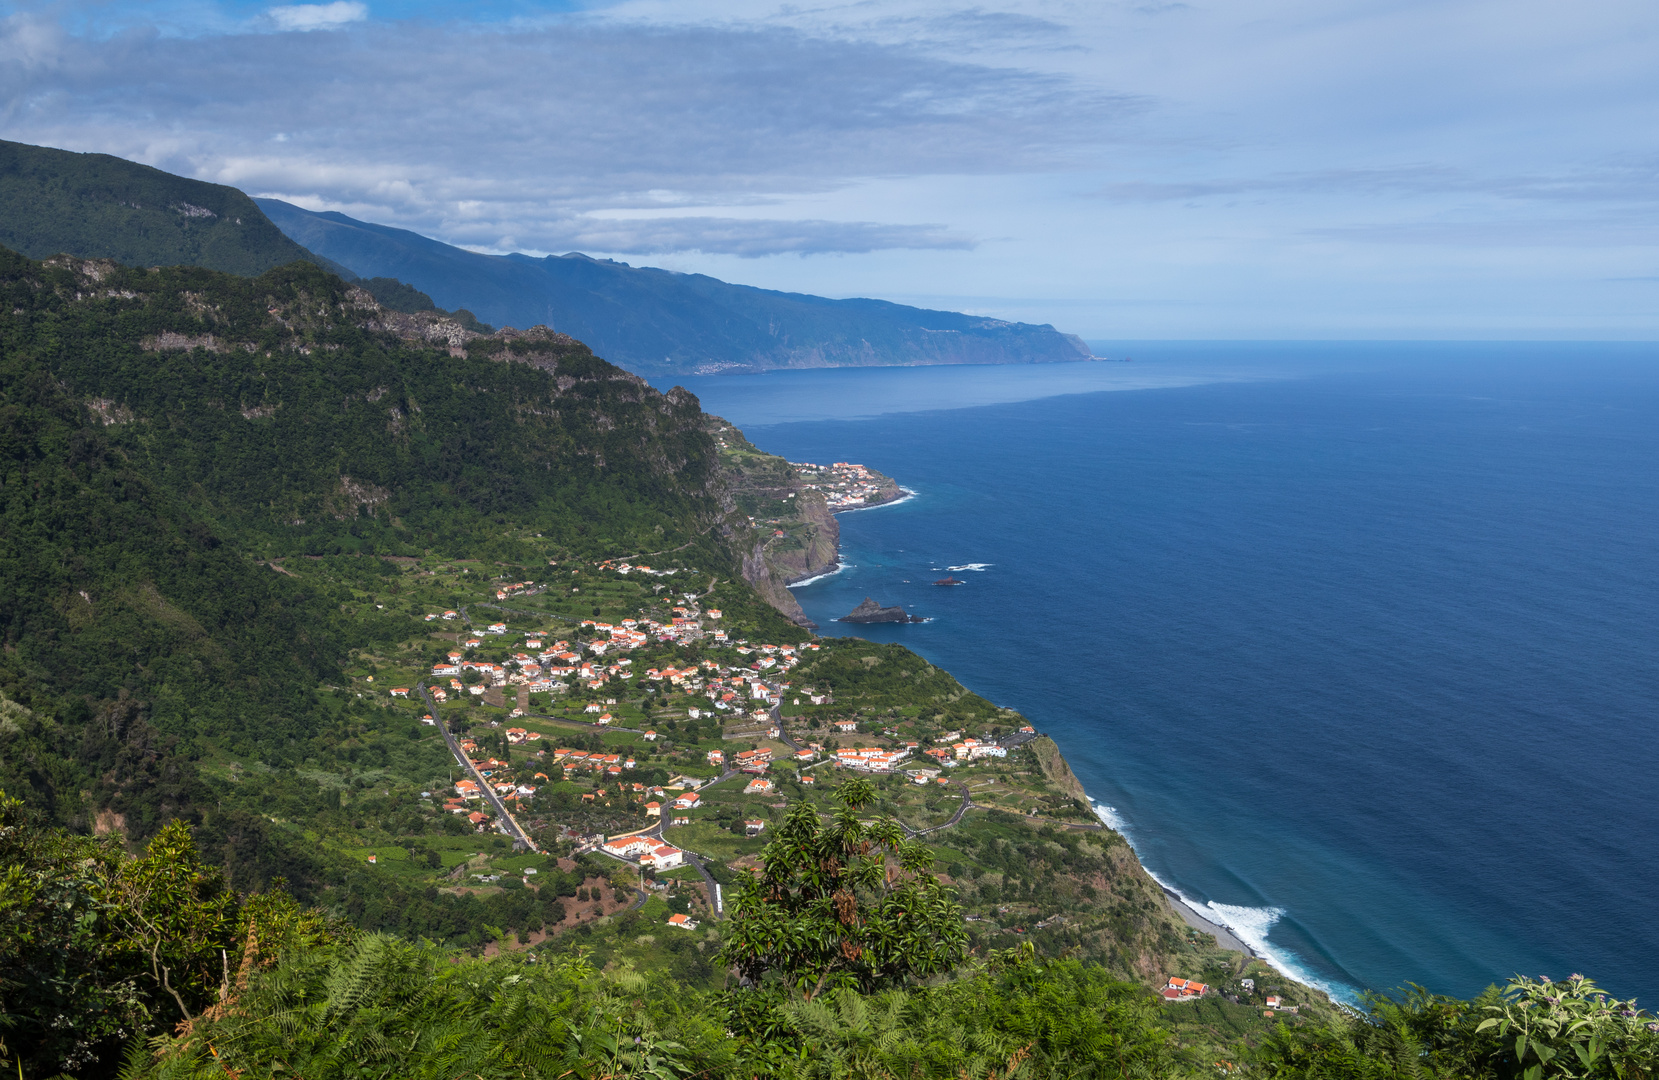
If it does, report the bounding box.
[741,538,817,628]
[1029,736,1091,811]
[839,597,925,624]
[772,489,840,584]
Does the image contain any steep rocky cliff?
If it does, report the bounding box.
[706,416,844,626]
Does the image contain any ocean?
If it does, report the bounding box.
[653,342,1659,1006]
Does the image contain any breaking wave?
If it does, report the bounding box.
[945,563,993,572]
[788,563,851,588]
[837,487,916,513]
[1091,799,1360,1004]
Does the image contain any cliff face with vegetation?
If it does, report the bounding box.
[706,416,841,626]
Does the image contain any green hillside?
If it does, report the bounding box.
[0,140,345,277]
[0,247,746,839]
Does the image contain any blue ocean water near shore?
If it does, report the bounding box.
[654,343,1659,1006]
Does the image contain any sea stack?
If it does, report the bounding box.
[839,597,925,624]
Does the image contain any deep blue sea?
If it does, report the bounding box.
[652,343,1659,1006]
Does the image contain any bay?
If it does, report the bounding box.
[654,343,1659,1004]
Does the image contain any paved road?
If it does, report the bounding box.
[603,807,728,920]
[418,680,537,851]
[762,689,808,753]
[680,851,725,918]
[915,781,974,835]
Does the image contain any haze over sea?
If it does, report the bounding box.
[656,344,1659,1005]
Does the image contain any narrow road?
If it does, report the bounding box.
[913,781,974,836]
[418,680,537,851]
[680,851,725,919]
[602,809,726,920]
[763,690,806,753]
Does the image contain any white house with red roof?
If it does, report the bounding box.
[1161,977,1210,1001]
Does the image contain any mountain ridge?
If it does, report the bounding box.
[256,197,1093,378]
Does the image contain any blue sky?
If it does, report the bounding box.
[2,0,1656,338]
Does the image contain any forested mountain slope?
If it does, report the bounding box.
[0,247,737,841]
[0,140,349,278]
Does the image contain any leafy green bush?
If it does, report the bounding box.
[1252,977,1659,1080]
[718,777,967,998]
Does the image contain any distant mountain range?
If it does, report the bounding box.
[256,200,1091,377]
[0,138,1091,378]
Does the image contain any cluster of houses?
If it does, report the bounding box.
[494,580,538,600]
[913,736,1009,766]
[835,744,916,773]
[789,461,894,510]
[731,747,772,772]
[594,560,680,577]
[600,833,685,869]
[440,780,500,830]
[408,583,829,730]
[549,746,635,778]
[1161,977,1212,1001]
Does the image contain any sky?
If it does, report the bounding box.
[1,0,1657,338]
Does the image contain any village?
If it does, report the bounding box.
[354,557,1064,898]
[404,579,1045,894]
[789,460,902,510]
[317,550,1312,1037]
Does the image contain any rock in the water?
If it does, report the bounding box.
[839,597,924,624]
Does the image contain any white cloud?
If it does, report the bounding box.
[3,0,1659,334]
[267,2,368,32]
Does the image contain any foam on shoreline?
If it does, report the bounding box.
[1089,798,1360,1004]
[835,486,916,514]
[787,562,852,588]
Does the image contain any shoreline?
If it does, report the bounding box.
[772,461,1310,990]
[1161,886,1255,956]
[785,487,915,589]
[832,485,915,514]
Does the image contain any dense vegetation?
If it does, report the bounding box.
[790,639,1015,729]
[359,274,494,332]
[7,788,1656,1080]
[0,140,340,278]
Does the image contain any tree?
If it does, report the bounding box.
[717,778,967,999]
[0,792,335,1077]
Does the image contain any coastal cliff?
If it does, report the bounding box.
[1030,735,1093,812]
[710,415,904,626]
